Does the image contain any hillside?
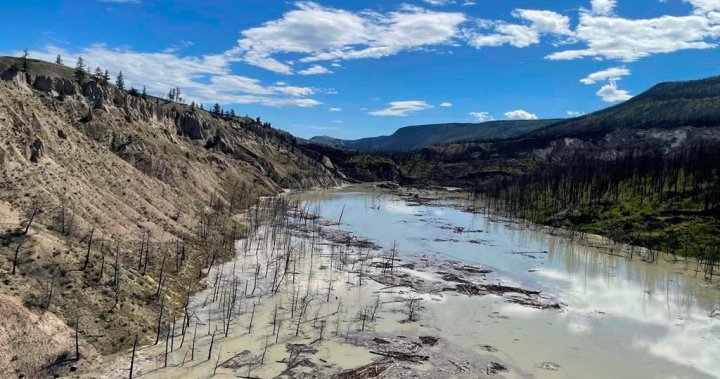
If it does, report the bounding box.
[310,119,558,151]
[531,75,720,137]
[0,56,339,377]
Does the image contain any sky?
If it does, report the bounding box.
[1,0,720,139]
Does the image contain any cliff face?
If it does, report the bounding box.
[0,57,339,377]
[0,57,338,239]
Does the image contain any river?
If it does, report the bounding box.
[97,185,720,379]
[297,186,720,379]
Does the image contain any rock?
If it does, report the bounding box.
[57,129,67,140]
[537,362,561,370]
[0,67,19,81]
[33,75,53,91]
[30,138,44,163]
[711,308,720,318]
[321,155,334,170]
[486,361,508,375]
[419,336,439,346]
[480,344,498,352]
[178,115,205,140]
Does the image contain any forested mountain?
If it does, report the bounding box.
[530,76,720,137]
[310,119,558,151]
[302,74,720,263]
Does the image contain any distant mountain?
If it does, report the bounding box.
[531,76,720,137]
[310,120,559,151]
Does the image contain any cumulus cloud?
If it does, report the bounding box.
[459,0,720,63]
[504,109,538,120]
[298,64,333,75]
[229,2,466,74]
[580,66,630,84]
[369,101,432,116]
[590,0,616,16]
[463,9,571,48]
[469,111,494,122]
[596,81,632,102]
[567,110,585,117]
[440,102,453,107]
[24,44,323,108]
[547,3,720,62]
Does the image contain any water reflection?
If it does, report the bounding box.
[296,187,720,378]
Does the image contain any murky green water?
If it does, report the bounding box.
[297,186,720,379]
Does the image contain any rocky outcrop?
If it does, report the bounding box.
[29,138,44,163]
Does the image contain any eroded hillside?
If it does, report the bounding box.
[0,57,339,377]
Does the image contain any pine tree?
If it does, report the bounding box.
[116,71,125,91]
[74,56,86,83]
[229,109,236,117]
[200,104,204,110]
[55,54,63,65]
[213,103,222,115]
[21,49,29,72]
[94,67,103,79]
[141,86,148,100]
[102,70,110,85]
[168,88,176,101]
[174,87,182,103]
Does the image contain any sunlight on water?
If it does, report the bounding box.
[298,187,720,379]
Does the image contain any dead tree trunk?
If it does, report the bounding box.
[82,227,95,271]
[129,334,138,379]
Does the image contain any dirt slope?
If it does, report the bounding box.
[0,57,339,377]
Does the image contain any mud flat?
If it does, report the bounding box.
[87,186,720,378]
[89,196,563,379]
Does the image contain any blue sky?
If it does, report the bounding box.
[2,0,720,139]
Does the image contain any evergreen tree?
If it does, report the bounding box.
[55,54,63,65]
[190,101,195,108]
[102,70,110,85]
[116,71,125,91]
[229,109,236,117]
[174,87,183,103]
[168,88,176,101]
[21,49,29,72]
[74,56,86,83]
[94,67,103,79]
[141,86,148,100]
[200,104,204,110]
[128,87,140,97]
[213,103,222,115]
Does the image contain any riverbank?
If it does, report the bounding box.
[88,193,577,378]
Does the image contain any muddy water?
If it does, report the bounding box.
[297,186,720,379]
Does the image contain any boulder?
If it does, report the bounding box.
[30,138,44,163]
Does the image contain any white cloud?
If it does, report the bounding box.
[469,111,494,122]
[297,64,333,75]
[369,100,432,116]
[230,2,466,74]
[461,1,476,6]
[24,44,323,108]
[567,110,585,117]
[597,81,632,102]
[590,0,617,16]
[504,109,538,120]
[463,9,570,48]
[580,66,630,84]
[440,102,453,107]
[513,9,573,35]
[422,0,453,5]
[547,5,720,62]
[329,107,342,112]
